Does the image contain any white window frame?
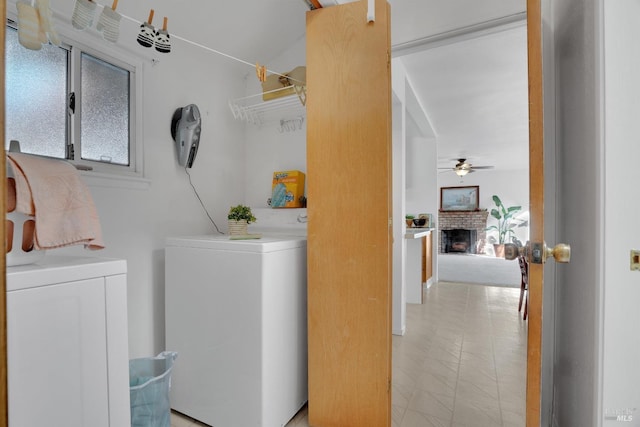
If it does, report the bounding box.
[6,6,146,186]
[68,42,139,176]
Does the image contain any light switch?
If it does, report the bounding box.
[631,250,640,271]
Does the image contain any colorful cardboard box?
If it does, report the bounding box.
[271,170,305,208]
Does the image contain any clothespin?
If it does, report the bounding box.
[256,63,267,82]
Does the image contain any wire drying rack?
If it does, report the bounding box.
[228,85,306,126]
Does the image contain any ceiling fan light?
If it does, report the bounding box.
[455,168,470,177]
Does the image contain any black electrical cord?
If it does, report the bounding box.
[185,167,224,235]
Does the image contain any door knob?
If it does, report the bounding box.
[503,242,571,264]
[544,243,571,263]
[503,243,523,260]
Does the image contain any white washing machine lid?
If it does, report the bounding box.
[165,234,306,253]
[7,255,127,291]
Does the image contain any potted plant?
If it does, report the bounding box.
[405,214,415,227]
[485,195,526,257]
[227,205,256,236]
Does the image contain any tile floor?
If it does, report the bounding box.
[171,281,527,427]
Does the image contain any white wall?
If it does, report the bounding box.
[8,0,249,358]
[93,40,247,358]
[549,0,603,425]
[391,59,408,335]
[601,0,640,423]
[244,37,307,208]
[405,130,438,277]
[405,133,438,216]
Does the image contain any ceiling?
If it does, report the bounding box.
[86,0,529,173]
[400,23,529,173]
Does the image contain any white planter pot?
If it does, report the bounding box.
[228,219,248,236]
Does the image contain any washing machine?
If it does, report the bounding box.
[165,210,307,427]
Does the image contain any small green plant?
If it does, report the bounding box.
[227,205,256,224]
[486,195,525,244]
[405,214,415,220]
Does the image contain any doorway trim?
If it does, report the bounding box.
[391,13,526,57]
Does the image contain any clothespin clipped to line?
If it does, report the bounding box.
[137,9,171,53]
[137,8,155,47]
[69,0,121,43]
[155,17,171,53]
[256,63,267,83]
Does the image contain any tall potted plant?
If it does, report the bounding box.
[227,204,256,236]
[486,195,525,257]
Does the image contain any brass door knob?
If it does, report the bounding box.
[544,243,571,263]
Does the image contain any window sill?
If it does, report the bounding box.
[80,170,151,191]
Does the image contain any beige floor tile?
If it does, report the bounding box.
[392,404,407,426]
[459,366,497,390]
[400,409,451,427]
[460,349,496,368]
[420,356,460,384]
[455,377,500,403]
[414,370,458,397]
[453,398,503,426]
[502,407,526,427]
[407,389,455,422]
[394,363,423,388]
[392,382,414,408]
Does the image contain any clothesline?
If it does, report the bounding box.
[118,12,303,84]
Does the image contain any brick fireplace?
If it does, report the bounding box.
[438,210,489,254]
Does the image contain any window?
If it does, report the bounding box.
[5,24,139,176]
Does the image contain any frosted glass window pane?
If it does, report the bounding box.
[5,27,67,158]
[81,53,130,166]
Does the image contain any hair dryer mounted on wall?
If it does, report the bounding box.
[171,104,201,168]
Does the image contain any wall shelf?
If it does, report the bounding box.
[228,86,306,126]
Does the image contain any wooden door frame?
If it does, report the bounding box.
[1,3,8,426]
[0,2,9,426]
[526,0,544,424]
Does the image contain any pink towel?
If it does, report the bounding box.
[7,153,105,250]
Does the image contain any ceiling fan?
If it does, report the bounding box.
[439,158,495,177]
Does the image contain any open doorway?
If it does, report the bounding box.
[393,18,530,426]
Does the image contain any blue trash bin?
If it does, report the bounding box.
[129,351,178,427]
